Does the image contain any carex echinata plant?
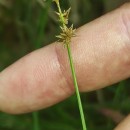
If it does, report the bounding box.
[53,0,88,130]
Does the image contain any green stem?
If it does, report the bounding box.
[66,43,87,130]
[56,1,67,28]
[32,112,40,130]
[35,0,52,49]
[114,81,125,103]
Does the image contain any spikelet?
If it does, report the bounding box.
[53,0,76,44]
[56,24,76,44]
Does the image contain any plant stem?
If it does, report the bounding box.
[35,0,52,49]
[66,43,87,130]
[32,112,40,130]
[114,81,125,103]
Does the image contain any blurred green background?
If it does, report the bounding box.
[0,0,130,130]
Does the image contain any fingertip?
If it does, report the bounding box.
[115,114,130,130]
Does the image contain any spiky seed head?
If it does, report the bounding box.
[63,8,71,18]
[53,0,76,44]
[56,25,76,44]
[62,8,71,24]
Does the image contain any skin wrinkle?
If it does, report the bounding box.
[26,47,73,111]
[55,43,75,94]
[30,48,60,110]
[26,46,74,112]
[121,13,130,49]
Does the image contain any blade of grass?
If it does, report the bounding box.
[113,81,125,103]
[96,90,105,105]
[25,0,33,22]
[32,112,40,130]
[34,0,52,49]
[53,0,88,129]
[66,43,87,130]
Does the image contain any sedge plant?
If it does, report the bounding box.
[53,0,87,130]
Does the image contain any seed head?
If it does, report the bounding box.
[62,8,71,24]
[56,25,76,44]
[53,0,76,45]
[55,8,71,25]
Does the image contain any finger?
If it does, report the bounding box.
[114,114,130,130]
[0,4,130,114]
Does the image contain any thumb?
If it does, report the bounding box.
[115,114,130,130]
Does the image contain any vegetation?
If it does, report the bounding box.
[0,0,130,130]
[53,0,87,130]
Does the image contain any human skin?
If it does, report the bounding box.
[0,3,130,130]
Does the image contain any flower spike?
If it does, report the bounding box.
[53,1,87,130]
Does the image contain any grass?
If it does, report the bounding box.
[32,112,40,130]
[53,1,87,129]
[66,43,87,130]
[0,0,129,130]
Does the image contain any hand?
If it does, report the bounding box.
[0,3,130,130]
